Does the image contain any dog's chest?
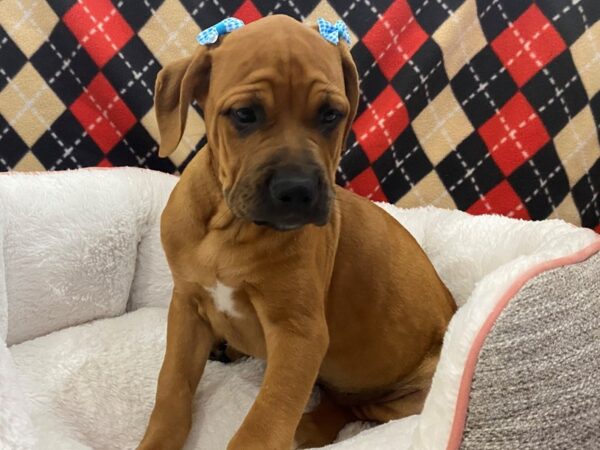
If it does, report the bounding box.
[205,281,242,318]
[201,281,266,359]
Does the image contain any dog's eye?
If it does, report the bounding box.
[319,108,342,126]
[230,107,257,125]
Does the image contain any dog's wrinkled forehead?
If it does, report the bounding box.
[208,16,345,97]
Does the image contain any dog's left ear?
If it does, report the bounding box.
[154,46,211,157]
[338,43,359,150]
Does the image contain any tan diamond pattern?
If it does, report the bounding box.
[412,86,474,165]
[0,0,58,57]
[0,63,65,147]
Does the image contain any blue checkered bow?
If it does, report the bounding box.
[196,17,245,45]
[317,17,351,45]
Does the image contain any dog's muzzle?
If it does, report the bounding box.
[253,165,331,231]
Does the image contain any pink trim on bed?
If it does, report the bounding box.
[447,238,600,450]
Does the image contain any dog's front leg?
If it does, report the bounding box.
[138,287,215,450]
[228,287,328,450]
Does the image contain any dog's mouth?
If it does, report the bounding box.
[252,215,328,232]
[253,220,303,231]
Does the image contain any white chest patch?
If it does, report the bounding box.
[206,281,242,318]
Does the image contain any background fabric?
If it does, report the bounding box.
[0,0,599,230]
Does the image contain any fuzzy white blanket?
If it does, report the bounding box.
[1,168,598,450]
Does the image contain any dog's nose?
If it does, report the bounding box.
[268,169,319,209]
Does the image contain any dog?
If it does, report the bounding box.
[138,15,455,450]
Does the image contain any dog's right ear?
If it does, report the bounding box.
[154,47,211,157]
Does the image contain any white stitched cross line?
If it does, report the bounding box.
[141,0,187,55]
[0,76,48,138]
[282,0,304,20]
[355,63,442,141]
[431,2,484,62]
[8,0,42,35]
[271,2,297,19]
[341,1,358,19]
[541,65,574,117]
[0,126,10,139]
[478,0,501,21]
[581,191,599,216]
[551,1,580,23]
[211,0,226,16]
[0,36,9,51]
[152,2,205,60]
[367,0,483,204]
[433,0,452,15]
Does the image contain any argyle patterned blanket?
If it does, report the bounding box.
[1,0,599,231]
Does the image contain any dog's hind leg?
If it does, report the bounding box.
[350,351,440,423]
[350,388,429,422]
[294,392,357,449]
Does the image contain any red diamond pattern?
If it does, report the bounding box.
[70,74,136,153]
[478,92,550,176]
[353,86,409,163]
[491,4,567,87]
[363,0,428,80]
[347,167,388,202]
[98,158,113,167]
[234,0,263,24]
[468,180,530,220]
[64,0,134,68]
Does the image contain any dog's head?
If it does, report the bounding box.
[155,15,358,231]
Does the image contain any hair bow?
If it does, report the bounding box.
[196,17,245,45]
[317,18,351,45]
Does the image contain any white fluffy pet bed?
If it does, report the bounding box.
[1,168,599,450]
